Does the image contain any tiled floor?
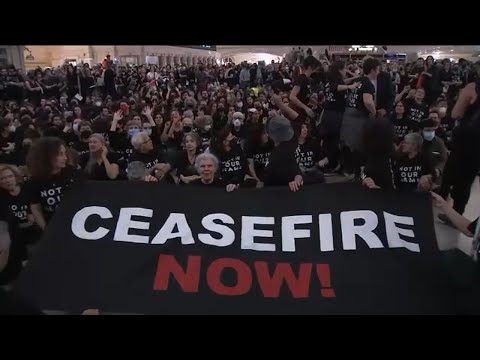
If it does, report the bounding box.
[435,177,480,254]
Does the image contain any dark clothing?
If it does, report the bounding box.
[0,197,24,285]
[324,74,346,112]
[404,98,429,123]
[393,152,433,192]
[215,144,249,185]
[128,148,169,171]
[264,140,301,186]
[190,178,223,187]
[390,115,419,143]
[175,150,202,178]
[376,71,395,113]
[26,166,82,224]
[298,139,321,169]
[78,153,121,180]
[245,139,274,182]
[109,131,134,162]
[346,76,375,116]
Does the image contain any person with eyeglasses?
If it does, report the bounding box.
[129,131,172,182]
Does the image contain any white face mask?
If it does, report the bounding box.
[204,125,212,131]
[144,128,152,136]
[233,119,242,127]
[8,125,16,133]
[95,101,102,107]
[73,123,80,133]
[439,107,447,116]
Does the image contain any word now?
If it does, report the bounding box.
[153,255,336,299]
[71,207,420,253]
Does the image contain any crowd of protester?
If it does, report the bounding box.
[1,50,480,295]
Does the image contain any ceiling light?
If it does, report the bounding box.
[450,49,454,52]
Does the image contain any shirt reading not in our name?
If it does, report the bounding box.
[346,76,375,116]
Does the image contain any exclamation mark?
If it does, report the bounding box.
[316,264,336,298]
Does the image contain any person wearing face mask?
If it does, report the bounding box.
[419,118,447,181]
[231,112,247,147]
[109,110,141,163]
[213,102,228,130]
[72,121,94,157]
[210,126,257,189]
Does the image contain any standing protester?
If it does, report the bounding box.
[341,57,381,179]
[438,63,480,224]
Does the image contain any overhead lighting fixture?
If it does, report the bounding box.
[450,49,454,52]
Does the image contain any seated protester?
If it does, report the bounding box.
[363,133,434,192]
[129,131,172,181]
[126,161,158,183]
[14,115,35,145]
[210,126,257,188]
[173,132,202,185]
[0,197,23,287]
[427,110,448,144]
[390,101,418,144]
[420,118,448,180]
[404,88,429,123]
[161,110,184,151]
[297,123,325,183]
[109,110,141,163]
[193,115,213,150]
[263,115,304,192]
[59,116,82,148]
[78,134,120,181]
[245,123,274,182]
[181,115,194,135]
[0,118,16,163]
[25,137,83,230]
[189,152,238,192]
[92,106,112,136]
[231,112,248,147]
[10,129,40,167]
[72,121,93,157]
[0,164,41,260]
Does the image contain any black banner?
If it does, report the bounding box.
[13,182,466,314]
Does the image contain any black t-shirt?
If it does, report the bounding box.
[26,166,82,223]
[245,139,274,182]
[0,188,31,226]
[78,152,121,180]
[72,140,90,157]
[346,76,375,116]
[298,139,321,169]
[128,148,168,170]
[109,131,134,162]
[190,178,223,187]
[468,218,479,236]
[390,115,419,143]
[231,125,248,142]
[293,74,311,108]
[393,152,433,192]
[60,131,78,148]
[216,144,249,185]
[175,150,202,177]
[324,73,346,112]
[404,98,429,123]
[0,201,23,286]
[264,139,301,186]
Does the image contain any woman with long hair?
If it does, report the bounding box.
[0,164,42,261]
[389,101,418,145]
[78,134,120,180]
[173,132,202,184]
[245,123,274,183]
[26,137,83,230]
[210,126,257,188]
[24,71,43,107]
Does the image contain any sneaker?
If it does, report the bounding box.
[437,213,456,229]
